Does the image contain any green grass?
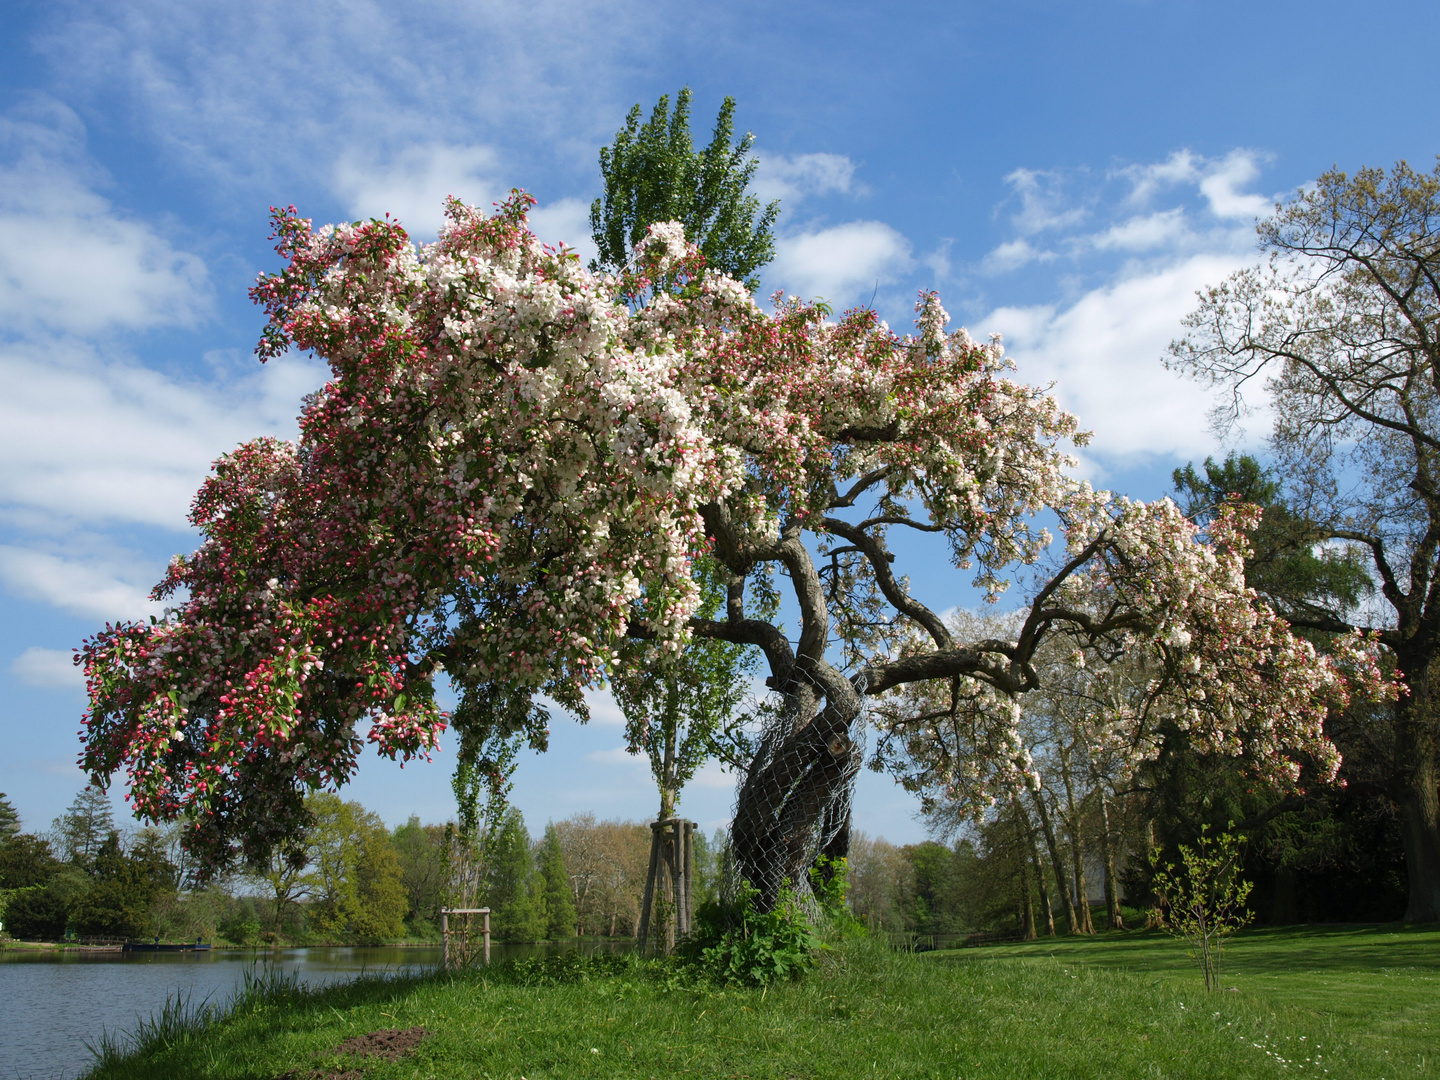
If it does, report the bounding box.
[83,925,1440,1080]
[947,923,1440,1076]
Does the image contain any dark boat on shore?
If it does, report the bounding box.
[122,942,212,953]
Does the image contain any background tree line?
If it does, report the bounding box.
[0,787,730,945]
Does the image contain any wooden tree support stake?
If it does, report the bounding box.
[637,817,695,953]
[440,907,491,969]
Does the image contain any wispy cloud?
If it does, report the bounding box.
[1089,208,1189,252]
[1116,148,1275,222]
[37,0,663,201]
[1002,167,1089,236]
[981,237,1055,274]
[334,143,501,239]
[0,545,165,621]
[1119,149,1203,206]
[965,147,1282,473]
[0,337,323,531]
[0,97,210,338]
[11,646,85,692]
[983,252,1263,469]
[1197,150,1275,221]
[528,197,598,267]
[753,151,860,205]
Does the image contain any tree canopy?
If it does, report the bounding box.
[77,196,1393,903]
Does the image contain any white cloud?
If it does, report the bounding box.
[528,196,597,267]
[333,143,500,239]
[38,0,656,194]
[1120,150,1202,205]
[586,746,643,767]
[1002,167,1088,236]
[770,221,912,302]
[0,98,210,338]
[581,688,627,728]
[753,152,859,205]
[1090,208,1190,252]
[983,252,1261,468]
[1118,148,1272,222]
[0,337,324,531]
[982,237,1054,274]
[1199,150,1274,221]
[0,545,164,621]
[11,647,85,692]
[688,757,739,791]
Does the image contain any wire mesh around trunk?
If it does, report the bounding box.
[724,695,865,913]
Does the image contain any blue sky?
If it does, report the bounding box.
[3,0,1438,845]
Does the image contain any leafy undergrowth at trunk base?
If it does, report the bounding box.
[82,927,1439,1079]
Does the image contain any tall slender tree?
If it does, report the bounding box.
[484,808,544,942]
[590,88,779,291]
[536,823,577,939]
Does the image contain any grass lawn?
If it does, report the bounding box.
[946,924,1440,1076]
[84,925,1440,1080]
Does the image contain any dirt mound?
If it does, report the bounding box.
[278,1026,429,1078]
[331,1027,429,1061]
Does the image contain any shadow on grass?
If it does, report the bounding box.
[931,923,1440,976]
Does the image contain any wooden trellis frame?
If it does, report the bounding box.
[637,817,694,953]
[440,906,490,968]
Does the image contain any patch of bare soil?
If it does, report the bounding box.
[331,1027,429,1061]
[277,1026,429,1078]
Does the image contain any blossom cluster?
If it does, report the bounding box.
[873,497,1399,820]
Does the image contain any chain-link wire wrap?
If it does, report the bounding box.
[724,673,866,914]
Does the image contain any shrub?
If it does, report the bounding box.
[1150,826,1254,991]
[681,878,825,986]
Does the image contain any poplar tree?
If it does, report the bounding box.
[590,87,779,291]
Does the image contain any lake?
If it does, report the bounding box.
[0,942,622,1080]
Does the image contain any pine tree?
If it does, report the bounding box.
[53,785,115,867]
[536,823,577,939]
[0,792,21,839]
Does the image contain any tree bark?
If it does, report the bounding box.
[729,693,862,909]
[1032,843,1056,936]
[1014,796,1053,936]
[1030,789,1078,934]
[1058,755,1094,934]
[1070,828,1095,935]
[1396,648,1440,923]
[1018,835,1037,940]
[1098,793,1125,930]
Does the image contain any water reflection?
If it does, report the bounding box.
[0,941,630,1080]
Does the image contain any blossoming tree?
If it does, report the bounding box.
[80,195,1392,900]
